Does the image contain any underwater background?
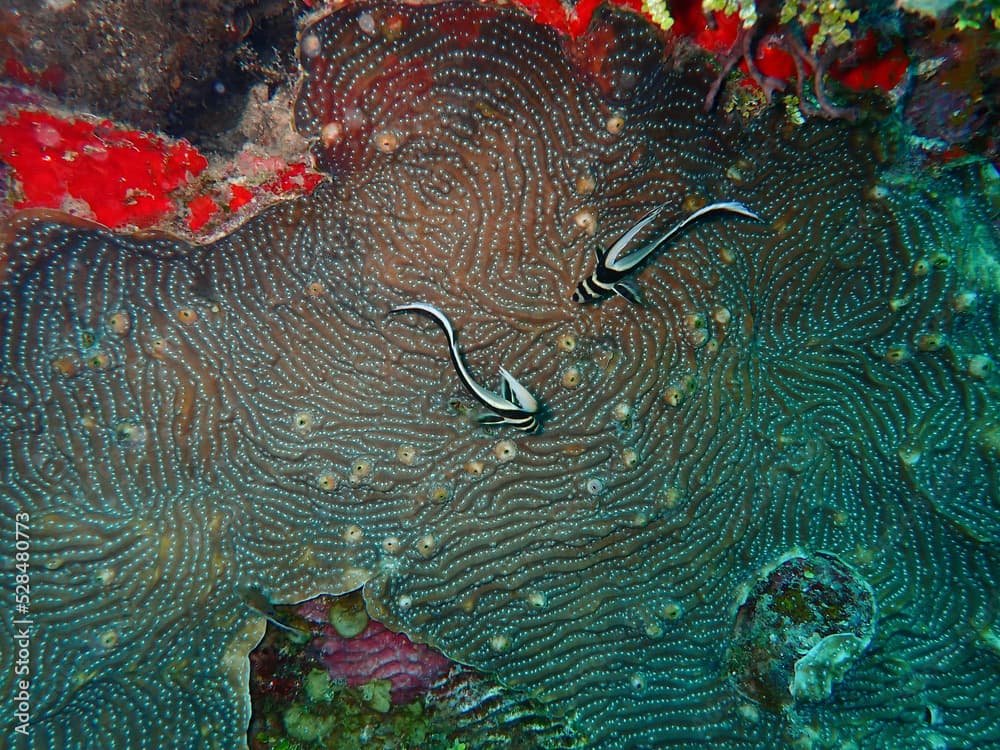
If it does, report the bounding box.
[1,1,998,748]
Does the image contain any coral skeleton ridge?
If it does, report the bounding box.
[1,2,998,749]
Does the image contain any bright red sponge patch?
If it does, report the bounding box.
[0,109,207,229]
[830,34,908,92]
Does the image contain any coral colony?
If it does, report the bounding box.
[247,591,579,747]
[1,1,998,749]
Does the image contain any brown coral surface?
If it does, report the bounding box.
[2,2,998,749]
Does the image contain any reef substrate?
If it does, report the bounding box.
[1,2,998,749]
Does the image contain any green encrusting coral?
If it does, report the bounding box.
[706,0,1000,33]
[259,669,451,750]
[248,593,585,750]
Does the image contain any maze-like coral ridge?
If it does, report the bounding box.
[1,2,998,748]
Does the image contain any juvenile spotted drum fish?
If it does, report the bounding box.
[572,201,762,304]
[238,585,311,638]
[390,302,542,433]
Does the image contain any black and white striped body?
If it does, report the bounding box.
[390,302,542,433]
[573,260,642,304]
[573,201,762,304]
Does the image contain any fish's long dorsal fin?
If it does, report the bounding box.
[603,202,670,268]
[390,301,457,347]
[390,302,539,423]
[607,201,761,272]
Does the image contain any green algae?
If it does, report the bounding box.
[255,664,453,750]
[327,595,370,639]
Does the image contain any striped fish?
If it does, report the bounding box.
[390,302,542,433]
[237,585,311,638]
[572,201,762,304]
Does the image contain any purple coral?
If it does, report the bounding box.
[313,617,453,705]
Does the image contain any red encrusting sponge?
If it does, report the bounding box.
[0,108,207,229]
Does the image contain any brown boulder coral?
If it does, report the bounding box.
[2,2,998,749]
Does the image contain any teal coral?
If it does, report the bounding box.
[1,2,998,749]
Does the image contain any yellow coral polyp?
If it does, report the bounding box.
[776,0,860,50]
[644,0,674,31]
[106,311,131,336]
[87,351,112,370]
[705,0,755,27]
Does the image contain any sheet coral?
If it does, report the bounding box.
[1,2,998,749]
